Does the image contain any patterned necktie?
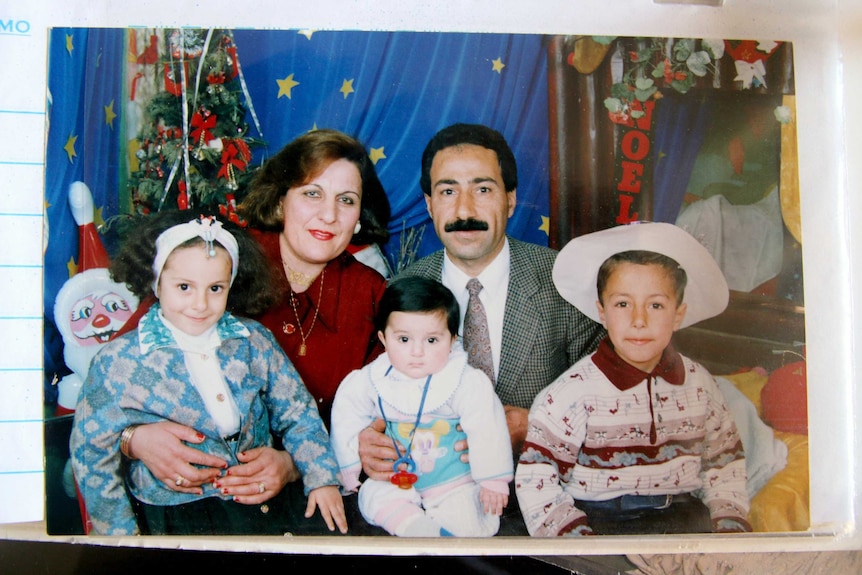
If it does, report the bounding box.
[464,278,495,385]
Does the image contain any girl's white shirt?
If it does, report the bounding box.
[160,310,241,438]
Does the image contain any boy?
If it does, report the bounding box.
[515,222,750,536]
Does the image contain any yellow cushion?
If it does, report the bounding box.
[719,370,809,532]
[748,432,810,532]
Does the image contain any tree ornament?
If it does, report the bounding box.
[177,181,189,210]
[128,28,264,216]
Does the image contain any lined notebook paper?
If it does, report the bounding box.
[0,12,48,523]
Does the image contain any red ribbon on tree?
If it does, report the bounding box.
[190,111,217,146]
[217,140,250,180]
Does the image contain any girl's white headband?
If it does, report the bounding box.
[152,217,239,293]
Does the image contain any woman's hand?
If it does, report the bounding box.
[128,421,226,494]
[221,447,300,504]
[306,485,348,534]
[357,418,401,481]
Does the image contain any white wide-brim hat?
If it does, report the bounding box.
[553,222,729,329]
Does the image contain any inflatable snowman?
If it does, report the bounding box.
[53,182,139,414]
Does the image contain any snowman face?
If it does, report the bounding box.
[68,289,135,346]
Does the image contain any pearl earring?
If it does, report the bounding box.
[354,221,362,234]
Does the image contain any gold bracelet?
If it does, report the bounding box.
[119,425,140,459]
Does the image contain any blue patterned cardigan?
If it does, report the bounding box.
[70,305,341,535]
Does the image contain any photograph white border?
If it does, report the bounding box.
[1,0,859,556]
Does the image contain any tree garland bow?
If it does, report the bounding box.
[190,111,217,145]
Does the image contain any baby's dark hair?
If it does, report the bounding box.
[110,210,282,316]
[597,250,687,305]
[375,277,460,337]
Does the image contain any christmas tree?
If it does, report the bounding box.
[127,28,264,223]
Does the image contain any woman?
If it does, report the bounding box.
[120,130,390,529]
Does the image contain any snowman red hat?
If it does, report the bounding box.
[53,182,139,411]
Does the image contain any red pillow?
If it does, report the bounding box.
[760,360,808,434]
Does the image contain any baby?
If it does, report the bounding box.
[331,276,513,536]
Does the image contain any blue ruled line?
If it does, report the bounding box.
[0,367,42,371]
[0,419,43,424]
[0,160,44,166]
[0,109,43,115]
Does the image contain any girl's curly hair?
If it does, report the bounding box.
[110,210,283,317]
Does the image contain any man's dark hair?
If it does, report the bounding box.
[419,123,518,196]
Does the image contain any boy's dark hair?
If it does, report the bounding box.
[110,210,282,316]
[597,250,688,306]
[239,129,390,246]
[375,277,460,337]
[419,123,518,196]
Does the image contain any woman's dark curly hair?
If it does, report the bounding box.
[239,129,390,246]
[110,210,283,317]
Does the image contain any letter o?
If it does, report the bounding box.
[621,130,650,161]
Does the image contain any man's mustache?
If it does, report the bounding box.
[444,218,489,233]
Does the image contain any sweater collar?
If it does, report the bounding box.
[592,337,685,391]
[137,303,250,354]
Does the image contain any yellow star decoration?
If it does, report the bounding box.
[492,57,505,74]
[64,134,78,163]
[539,215,550,236]
[340,79,355,99]
[94,205,105,228]
[369,147,386,165]
[66,34,74,55]
[67,256,78,278]
[298,30,316,40]
[277,73,300,99]
[104,100,117,129]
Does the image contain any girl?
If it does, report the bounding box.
[70,212,346,536]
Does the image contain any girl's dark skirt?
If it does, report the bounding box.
[133,481,339,536]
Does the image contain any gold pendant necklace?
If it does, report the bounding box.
[284,269,325,357]
[283,264,314,288]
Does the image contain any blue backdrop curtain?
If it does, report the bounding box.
[43,28,550,397]
[651,92,714,223]
[230,29,550,256]
[44,28,125,402]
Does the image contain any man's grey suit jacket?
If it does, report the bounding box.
[400,237,605,409]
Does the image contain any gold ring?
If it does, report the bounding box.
[258,482,266,494]
[175,475,186,487]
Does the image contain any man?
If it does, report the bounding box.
[357,123,604,534]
